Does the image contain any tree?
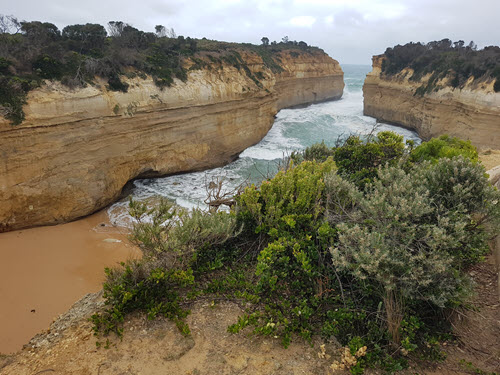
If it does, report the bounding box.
[0,14,21,34]
[467,40,477,50]
[155,25,166,37]
[107,21,126,37]
[166,27,176,38]
[282,35,289,43]
[62,23,107,53]
[261,36,269,46]
[21,21,60,43]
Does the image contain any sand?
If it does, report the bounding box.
[480,149,500,171]
[0,210,140,354]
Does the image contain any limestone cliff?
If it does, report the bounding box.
[0,50,344,231]
[363,55,500,150]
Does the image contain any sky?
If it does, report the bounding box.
[2,0,499,64]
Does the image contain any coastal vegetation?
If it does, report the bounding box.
[380,39,500,95]
[0,14,318,125]
[91,132,500,373]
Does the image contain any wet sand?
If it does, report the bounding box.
[0,210,140,354]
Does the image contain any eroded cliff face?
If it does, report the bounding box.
[363,55,500,150]
[0,50,343,231]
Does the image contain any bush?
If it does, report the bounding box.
[410,134,478,163]
[129,198,238,256]
[91,259,194,338]
[292,141,334,163]
[381,40,500,93]
[92,198,240,339]
[329,157,499,343]
[91,136,500,373]
[107,73,129,92]
[333,131,409,187]
[237,158,336,237]
[0,76,35,125]
[32,54,64,79]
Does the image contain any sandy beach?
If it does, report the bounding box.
[0,210,140,354]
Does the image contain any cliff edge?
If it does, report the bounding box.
[0,50,344,231]
[363,55,500,149]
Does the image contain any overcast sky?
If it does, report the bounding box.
[2,0,499,64]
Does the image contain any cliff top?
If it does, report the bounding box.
[0,16,331,125]
[376,39,500,95]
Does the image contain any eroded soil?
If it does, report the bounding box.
[1,255,498,375]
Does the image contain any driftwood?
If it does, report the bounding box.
[204,175,246,211]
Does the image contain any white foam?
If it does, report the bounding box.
[240,119,302,160]
[107,69,421,227]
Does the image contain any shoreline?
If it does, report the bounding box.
[0,209,140,354]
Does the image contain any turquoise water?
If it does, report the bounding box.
[108,65,421,225]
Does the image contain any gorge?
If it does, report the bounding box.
[0,49,344,232]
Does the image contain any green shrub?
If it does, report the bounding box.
[91,259,194,338]
[129,198,239,256]
[237,158,336,237]
[329,157,499,344]
[292,141,335,163]
[422,157,497,267]
[92,198,241,339]
[107,73,129,92]
[0,76,36,125]
[90,135,500,373]
[234,159,339,347]
[410,134,478,163]
[32,54,64,79]
[333,131,409,187]
[0,57,11,74]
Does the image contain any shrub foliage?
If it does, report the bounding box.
[380,39,500,94]
[410,134,478,163]
[92,133,499,373]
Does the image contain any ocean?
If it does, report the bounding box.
[107,64,421,226]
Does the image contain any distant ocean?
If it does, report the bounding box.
[108,64,421,226]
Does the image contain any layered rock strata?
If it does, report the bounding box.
[363,55,500,150]
[0,51,344,231]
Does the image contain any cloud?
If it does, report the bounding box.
[289,16,316,27]
[3,0,500,64]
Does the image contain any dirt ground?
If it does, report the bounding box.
[0,253,498,375]
[480,149,500,171]
[0,295,338,375]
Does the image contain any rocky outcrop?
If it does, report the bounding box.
[0,50,343,231]
[363,55,500,150]
[488,165,500,189]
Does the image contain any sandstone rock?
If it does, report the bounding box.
[0,51,344,231]
[363,55,500,151]
[486,165,500,189]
